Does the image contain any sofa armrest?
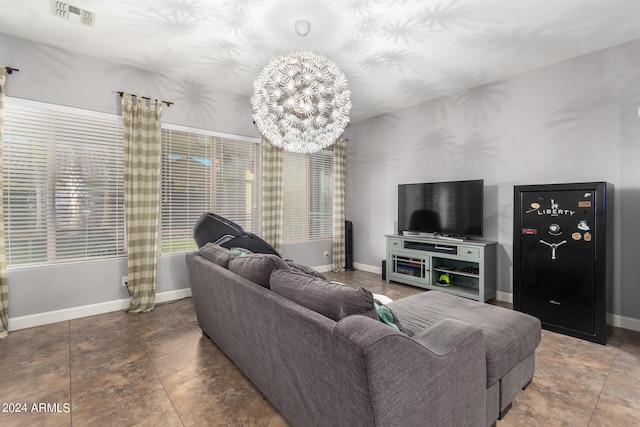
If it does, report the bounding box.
[333,316,486,427]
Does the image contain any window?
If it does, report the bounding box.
[282,149,334,242]
[3,99,124,266]
[161,126,259,254]
[2,98,330,266]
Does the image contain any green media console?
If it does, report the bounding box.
[385,235,497,302]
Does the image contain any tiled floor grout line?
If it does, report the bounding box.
[586,347,619,426]
[145,344,188,427]
[68,320,73,427]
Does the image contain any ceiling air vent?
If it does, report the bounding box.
[51,1,95,27]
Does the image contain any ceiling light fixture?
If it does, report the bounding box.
[251,50,351,153]
[294,19,311,37]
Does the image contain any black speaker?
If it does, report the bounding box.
[345,220,355,271]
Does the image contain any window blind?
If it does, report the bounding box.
[161,127,259,254]
[309,149,334,238]
[3,99,124,266]
[282,149,334,242]
[211,137,259,233]
[282,152,309,241]
[161,129,210,253]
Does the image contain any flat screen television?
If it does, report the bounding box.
[397,179,484,238]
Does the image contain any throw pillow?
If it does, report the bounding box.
[199,243,236,268]
[228,254,290,288]
[230,247,253,257]
[270,270,378,322]
[373,300,413,336]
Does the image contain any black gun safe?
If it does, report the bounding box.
[513,182,613,344]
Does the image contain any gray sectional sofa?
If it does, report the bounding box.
[185,244,541,427]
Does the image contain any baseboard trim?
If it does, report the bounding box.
[353,262,382,274]
[8,288,192,332]
[11,274,640,334]
[495,291,513,304]
[313,264,379,273]
[312,264,333,273]
[609,313,640,332]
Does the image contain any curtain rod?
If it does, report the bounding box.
[114,91,173,107]
[5,67,19,74]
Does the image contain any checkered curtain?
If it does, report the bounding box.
[262,139,284,253]
[122,93,162,313]
[332,138,348,272]
[0,69,8,338]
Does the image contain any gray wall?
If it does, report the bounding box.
[0,33,328,320]
[0,34,258,137]
[4,31,639,324]
[345,39,640,322]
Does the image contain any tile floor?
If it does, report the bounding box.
[0,270,639,426]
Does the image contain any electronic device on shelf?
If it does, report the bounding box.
[435,234,466,242]
[397,179,484,239]
[460,266,480,274]
[403,240,458,255]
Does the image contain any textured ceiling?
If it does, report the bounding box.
[2,0,640,122]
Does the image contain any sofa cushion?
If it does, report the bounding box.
[270,269,378,322]
[228,254,290,288]
[285,261,327,280]
[199,243,236,268]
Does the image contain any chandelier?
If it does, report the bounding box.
[251,50,352,153]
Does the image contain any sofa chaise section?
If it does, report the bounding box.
[388,290,541,424]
